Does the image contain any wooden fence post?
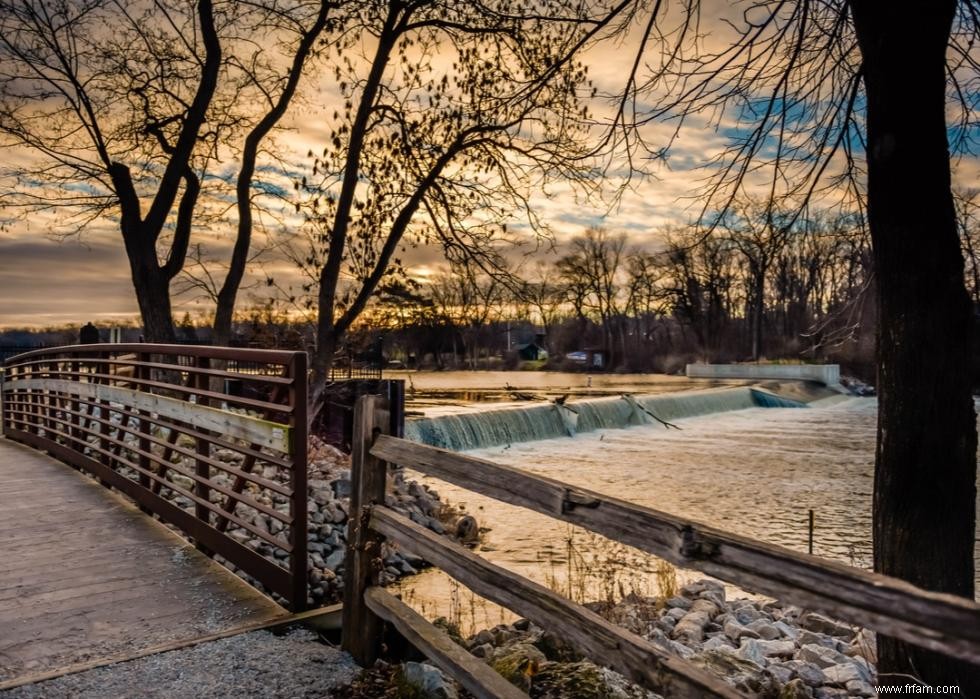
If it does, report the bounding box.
[342,393,388,665]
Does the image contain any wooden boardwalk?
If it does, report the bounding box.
[0,438,287,687]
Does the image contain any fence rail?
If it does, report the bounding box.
[0,343,308,610]
[343,395,980,698]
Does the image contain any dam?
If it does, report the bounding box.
[404,386,807,451]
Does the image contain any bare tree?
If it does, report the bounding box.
[295,0,636,411]
[720,199,793,360]
[0,0,223,341]
[557,228,628,363]
[0,0,333,343]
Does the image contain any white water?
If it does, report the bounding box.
[404,386,805,451]
[398,396,980,630]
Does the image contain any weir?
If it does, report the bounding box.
[404,386,805,451]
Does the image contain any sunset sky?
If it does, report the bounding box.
[0,1,976,330]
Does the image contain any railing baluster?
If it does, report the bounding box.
[136,351,153,507]
[288,352,308,611]
[194,356,212,527]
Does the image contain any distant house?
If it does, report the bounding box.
[565,348,608,369]
[517,342,548,361]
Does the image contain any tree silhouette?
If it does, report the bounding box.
[0,0,332,342]
[293,0,635,410]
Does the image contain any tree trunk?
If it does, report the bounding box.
[133,270,177,343]
[851,2,978,691]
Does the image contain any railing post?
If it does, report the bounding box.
[288,351,309,611]
[135,352,152,509]
[0,362,5,437]
[342,393,388,665]
[194,356,212,525]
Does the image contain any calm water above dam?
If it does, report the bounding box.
[396,388,980,631]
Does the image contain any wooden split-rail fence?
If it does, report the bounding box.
[342,394,980,698]
[0,343,309,611]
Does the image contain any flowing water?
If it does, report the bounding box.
[395,388,980,632]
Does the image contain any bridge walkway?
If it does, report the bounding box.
[0,438,286,687]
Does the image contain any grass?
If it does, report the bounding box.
[540,525,678,608]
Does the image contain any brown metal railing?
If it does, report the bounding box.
[0,343,308,611]
[342,395,980,699]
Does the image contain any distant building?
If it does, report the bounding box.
[516,342,548,361]
[565,348,608,369]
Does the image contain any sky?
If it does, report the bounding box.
[0,1,977,330]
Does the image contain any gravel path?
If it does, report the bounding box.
[1,629,359,699]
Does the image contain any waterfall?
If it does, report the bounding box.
[404,386,807,451]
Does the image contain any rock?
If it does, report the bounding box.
[735,638,768,667]
[681,579,724,598]
[427,518,446,535]
[470,643,493,658]
[513,617,532,631]
[724,618,760,642]
[823,661,871,685]
[798,643,849,669]
[654,617,676,635]
[532,631,580,663]
[782,660,826,687]
[665,607,687,622]
[773,621,800,640]
[739,638,795,664]
[325,502,346,524]
[323,549,345,572]
[797,630,837,649]
[765,663,794,685]
[666,596,693,610]
[745,619,781,640]
[800,612,855,639]
[702,635,736,652]
[692,649,764,688]
[453,515,479,543]
[733,605,765,625]
[471,629,494,647]
[489,642,546,689]
[331,478,352,499]
[672,610,710,644]
[845,679,876,696]
[667,639,696,659]
[401,662,458,699]
[779,678,813,699]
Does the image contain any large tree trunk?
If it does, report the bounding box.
[132,268,177,344]
[851,1,978,691]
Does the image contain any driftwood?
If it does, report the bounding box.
[623,393,680,429]
[504,383,541,401]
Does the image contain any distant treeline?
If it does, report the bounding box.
[8,199,980,383]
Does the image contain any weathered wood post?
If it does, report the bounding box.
[342,393,388,664]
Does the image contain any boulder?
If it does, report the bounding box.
[798,643,849,669]
[401,662,458,699]
[800,612,855,639]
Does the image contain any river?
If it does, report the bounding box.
[390,373,979,634]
